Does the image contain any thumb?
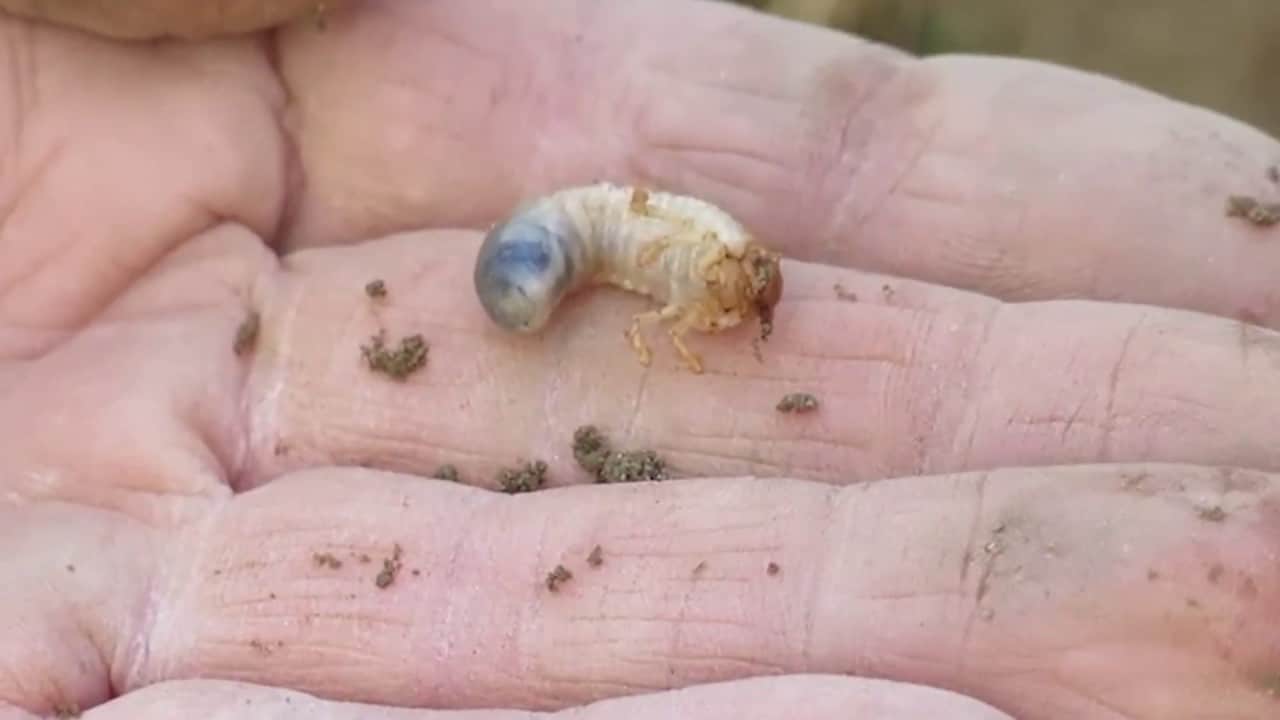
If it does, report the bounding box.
[0,0,326,39]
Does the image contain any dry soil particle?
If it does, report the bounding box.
[375,544,404,589]
[599,449,667,483]
[498,460,548,493]
[546,564,573,592]
[249,638,284,655]
[432,464,460,482]
[1259,674,1280,697]
[233,310,260,356]
[1198,505,1228,522]
[572,425,611,473]
[571,425,669,483]
[365,278,387,299]
[312,552,343,570]
[587,544,604,567]
[832,283,859,302]
[361,330,428,380]
[776,392,819,413]
[1226,194,1280,227]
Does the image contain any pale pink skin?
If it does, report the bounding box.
[0,1,1278,719]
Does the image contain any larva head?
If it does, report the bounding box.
[473,211,576,333]
[742,245,783,340]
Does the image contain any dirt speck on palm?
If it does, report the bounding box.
[572,425,669,483]
[361,330,428,379]
[546,564,573,592]
[234,310,260,356]
[1226,194,1280,227]
[365,278,388,299]
[1197,505,1228,522]
[375,543,404,588]
[498,460,548,493]
[312,552,343,570]
[776,392,819,413]
[433,464,460,482]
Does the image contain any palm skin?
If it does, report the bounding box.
[1,1,1278,719]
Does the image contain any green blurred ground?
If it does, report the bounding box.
[733,0,1280,139]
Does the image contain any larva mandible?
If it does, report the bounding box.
[472,181,783,373]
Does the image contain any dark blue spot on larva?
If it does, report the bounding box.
[473,213,575,332]
[492,227,553,275]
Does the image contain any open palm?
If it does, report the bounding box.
[2,1,1278,719]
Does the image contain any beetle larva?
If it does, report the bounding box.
[473,182,783,373]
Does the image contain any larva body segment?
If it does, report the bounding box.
[473,182,782,373]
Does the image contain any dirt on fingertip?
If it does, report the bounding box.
[432,464,460,482]
[233,310,260,356]
[361,330,428,380]
[776,392,819,413]
[312,552,342,570]
[572,425,669,483]
[249,638,284,655]
[1259,673,1280,698]
[1226,194,1280,227]
[546,564,573,592]
[375,543,404,589]
[572,425,611,474]
[498,460,548,493]
[599,449,667,483]
[1197,505,1228,522]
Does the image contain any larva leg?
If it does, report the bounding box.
[626,304,681,367]
[626,311,658,366]
[668,312,704,374]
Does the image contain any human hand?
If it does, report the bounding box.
[1,1,1278,719]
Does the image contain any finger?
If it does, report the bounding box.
[0,224,270,519]
[0,16,285,360]
[83,676,1012,719]
[10,466,1272,719]
[0,0,322,39]
[8,222,1280,515]
[276,0,1280,328]
[240,230,1280,491]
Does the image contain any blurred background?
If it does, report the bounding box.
[730,0,1280,139]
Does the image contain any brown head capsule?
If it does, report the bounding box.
[743,245,783,341]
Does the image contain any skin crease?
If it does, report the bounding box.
[0,1,1278,720]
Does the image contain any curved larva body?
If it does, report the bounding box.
[473,182,782,373]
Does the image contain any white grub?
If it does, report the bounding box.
[473,182,783,373]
